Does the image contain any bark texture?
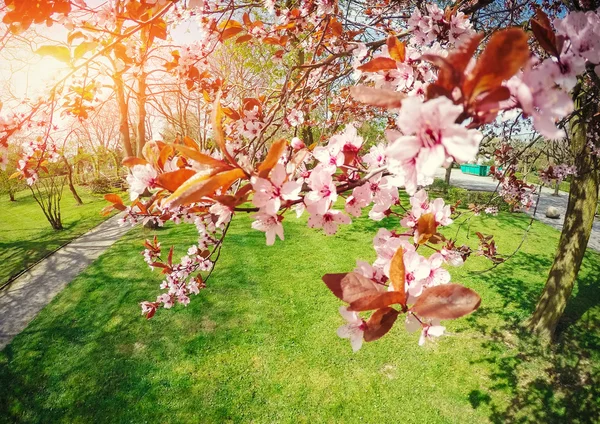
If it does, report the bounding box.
[527,99,599,341]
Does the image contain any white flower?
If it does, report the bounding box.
[336,306,365,352]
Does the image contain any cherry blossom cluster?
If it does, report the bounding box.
[539,164,577,185]
[139,211,226,318]
[408,4,473,46]
[507,10,600,139]
[490,165,536,210]
[16,138,60,186]
[386,97,482,194]
[338,193,459,351]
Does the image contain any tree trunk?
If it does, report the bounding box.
[527,101,599,341]
[553,181,560,196]
[444,164,453,186]
[115,72,134,157]
[8,187,15,201]
[63,156,83,205]
[136,72,147,157]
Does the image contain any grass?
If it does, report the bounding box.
[0,187,121,284]
[0,204,599,423]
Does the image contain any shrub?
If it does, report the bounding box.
[441,186,512,212]
[89,177,124,194]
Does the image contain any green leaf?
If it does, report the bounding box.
[74,41,98,60]
[35,45,71,63]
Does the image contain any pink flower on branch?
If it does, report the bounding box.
[304,165,338,215]
[251,212,284,246]
[337,306,366,352]
[307,209,351,235]
[251,163,302,215]
[127,164,158,201]
[386,97,482,194]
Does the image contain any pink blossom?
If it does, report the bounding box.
[402,250,431,297]
[484,206,498,216]
[304,165,338,214]
[252,163,302,215]
[429,198,453,226]
[209,202,233,227]
[140,301,157,318]
[126,164,158,201]
[440,248,464,267]
[373,231,413,276]
[386,97,481,194]
[354,260,385,284]
[291,137,306,150]
[362,143,387,169]
[507,63,574,139]
[313,144,344,173]
[337,306,366,352]
[345,195,367,217]
[401,190,452,228]
[425,253,451,288]
[328,124,363,154]
[551,53,586,91]
[352,174,398,220]
[157,293,174,309]
[554,11,600,64]
[405,314,445,346]
[251,212,284,245]
[307,210,351,235]
[287,109,304,127]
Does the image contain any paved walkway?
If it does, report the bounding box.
[0,213,130,350]
[435,169,600,252]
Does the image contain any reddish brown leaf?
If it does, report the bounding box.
[411,284,481,320]
[142,141,161,167]
[167,246,174,266]
[415,213,438,245]
[236,34,253,44]
[242,12,252,27]
[101,202,125,216]
[164,167,246,207]
[182,136,199,150]
[132,199,148,215]
[158,144,174,170]
[357,57,398,72]
[104,193,123,204]
[349,86,405,109]
[221,27,243,41]
[463,28,530,101]
[364,307,400,342]
[171,144,232,171]
[477,86,511,107]
[156,168,196,192]
[531,8,559,57]
[386,35,405,63]
[422,33,483,92]
[322,272,384,304]
[349,291,406,312]
[258,139,287,178]
[211,92,238,166]
[221,107,240,121]
[122,156,148,167]
[389,247,406,304]
[263,37,280,45]
[330,18,343,37]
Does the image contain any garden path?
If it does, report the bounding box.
[0,213,130,350]
[435,168,600,252]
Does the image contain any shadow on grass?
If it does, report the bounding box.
[0,221,86,283]
[0,229,271,423]
[465,250,600,423]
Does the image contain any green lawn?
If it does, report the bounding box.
[0,187,120,284]
[1,206,599,423]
